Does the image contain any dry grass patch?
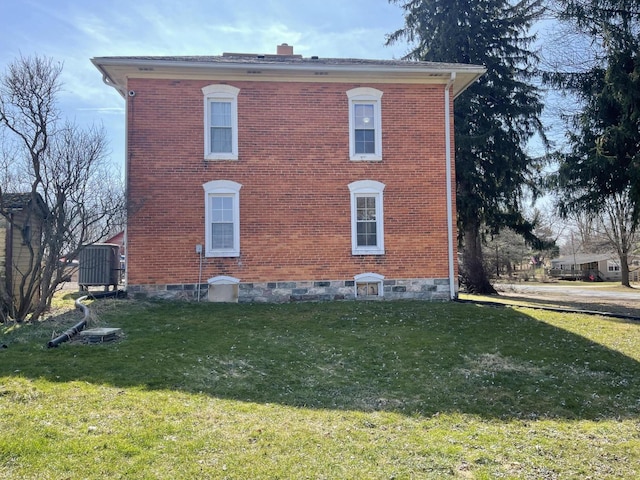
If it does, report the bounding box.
[460,352,544,377]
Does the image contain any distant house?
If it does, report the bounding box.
[104,231,125,281]
[549,253,640,282]
[0,193,47,315]
[92,44,485,302]
[105,231,125,256]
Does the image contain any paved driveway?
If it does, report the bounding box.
[495,282,640,301]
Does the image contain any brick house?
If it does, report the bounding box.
[92,44,484,302]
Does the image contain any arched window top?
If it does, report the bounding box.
[202,84,240,96]
[348,180,385,193]
[203,179,242,193]
[208,275,240,285]
[354,272,385,283]
[346,87,383,100]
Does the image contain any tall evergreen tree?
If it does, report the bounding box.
[553,46,640,216]
[545,0,640,285]
[387,0,547,293]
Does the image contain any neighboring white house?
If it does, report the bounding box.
[549,253,640,282]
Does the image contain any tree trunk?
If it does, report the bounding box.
[461,220,497,294]
[620,253,630,288]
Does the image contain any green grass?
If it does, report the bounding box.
[1,299,639,479]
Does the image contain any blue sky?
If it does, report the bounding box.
[1,0,410,171]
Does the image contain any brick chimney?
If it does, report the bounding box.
[277,43,294,55]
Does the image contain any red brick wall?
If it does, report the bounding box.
[126,78,457,285]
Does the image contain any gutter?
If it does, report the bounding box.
[92,56,486,76]
[92,62,126,97]
[445,72,457,300]
[91,57,486,99]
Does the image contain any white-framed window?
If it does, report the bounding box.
[202,84,240,160]
[203,180,242,257]
[347,87,383,161]
[348,180,385,255]
[354,272,384,298]
[607,261,620,272]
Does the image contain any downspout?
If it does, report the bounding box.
[123,83,133,293]
[444,73,457,300]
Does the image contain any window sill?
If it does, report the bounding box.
[352,250,385,256]
[349,155,382,162]
[205,251,240,258]
[204,154,238,161]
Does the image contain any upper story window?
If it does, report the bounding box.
[203,180,242,257]
[202,85,240,160]
[348,180,385,255]
[347,87,383,161]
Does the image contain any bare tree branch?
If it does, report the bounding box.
[0,55,125,321]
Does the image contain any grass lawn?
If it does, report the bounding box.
[1,298,639,479]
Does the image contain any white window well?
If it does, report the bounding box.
[203,180,242,257]
[207,276,240,303]
[348,180,385,255]
[354,272,384,298]
[347,87,383,161]
[203,84,239,160]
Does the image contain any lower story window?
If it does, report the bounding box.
[356,196,377,247]
[349,180,385,255]
[203,180,242,257]
[211,196,234,249]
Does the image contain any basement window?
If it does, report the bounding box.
[354,272,384,299]
[207,275,240,303]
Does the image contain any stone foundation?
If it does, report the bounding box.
[127,278,454,302]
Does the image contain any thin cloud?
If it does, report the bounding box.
[1,0,409,173]
[75,107,125,113]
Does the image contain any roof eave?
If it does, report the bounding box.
[91,57,485,99]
